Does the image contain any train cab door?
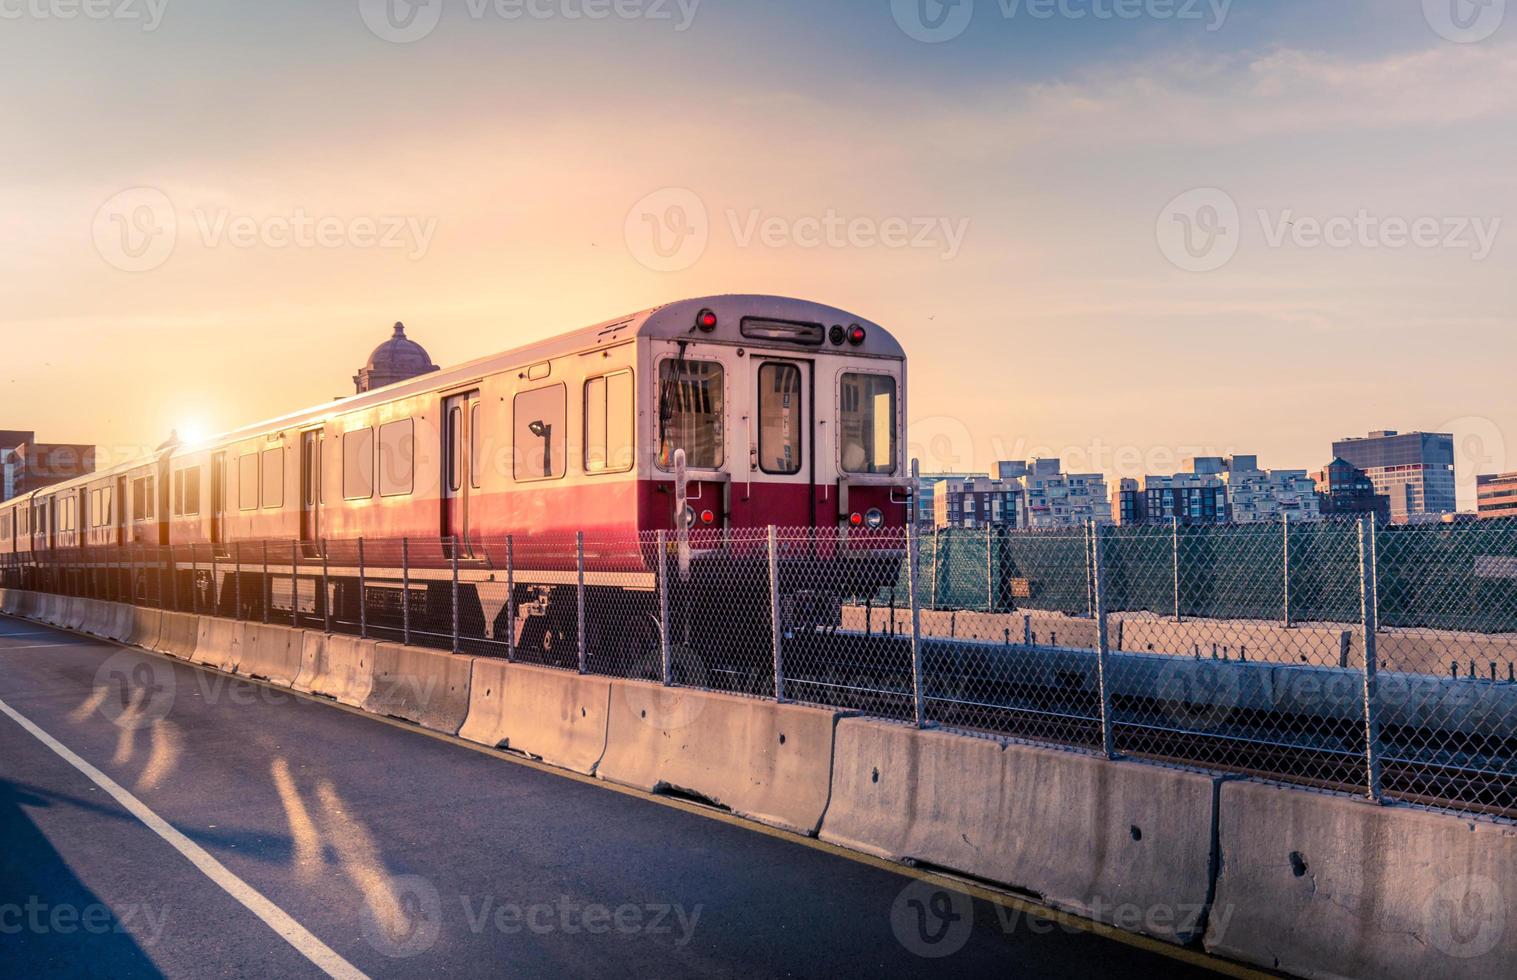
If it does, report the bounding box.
[299,431,322,557]
[115,477,128,547]
[751,357,816,528]
[442,391,480,557]
[210,453,227,555]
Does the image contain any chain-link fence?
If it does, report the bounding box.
[6,516,1517,821]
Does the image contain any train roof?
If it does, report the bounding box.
[5,295,903,505]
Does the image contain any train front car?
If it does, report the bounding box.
[615,296,911,694]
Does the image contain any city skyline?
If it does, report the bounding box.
[4,0,1513,509]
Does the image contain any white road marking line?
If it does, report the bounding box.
[0,695,370,980]
[0,644,91,651]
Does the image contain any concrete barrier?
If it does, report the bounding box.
[294,633,376,707]
[97,601,136,643]
[61,596,86,630]
[152,611,199,659]
[820,717,1221,945]
[363,643,473,734]
[0,589,19,616]
[598,682,844,835]
[237,623,305,687]
[14,590,39,619]
[458,660,610,775]
[75,598,111,636]
[1207,780,1517,979]
[193,616,244,673]
[128,606,162,649]
[35,593,65,626]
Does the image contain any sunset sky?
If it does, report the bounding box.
[2,0,1512,506]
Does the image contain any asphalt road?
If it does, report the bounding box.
[0,616,1242,979]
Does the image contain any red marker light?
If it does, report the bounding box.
[848,325,866,346]
[696,309,718,332]
[700,509,716,525]
[849,512,864,527]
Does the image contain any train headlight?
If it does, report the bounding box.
[681,506,697,528]
[829,325,846,346]
[864,508,885,529]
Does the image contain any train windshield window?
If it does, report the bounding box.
[344,428,375,500]
[380,419,415,497]
[584,371,634,474]
[514,384,567,481]
[839,373,897,475]
[657,359,724,470]
[758,363,803,475]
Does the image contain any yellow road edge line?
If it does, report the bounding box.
[2,614,1277,979]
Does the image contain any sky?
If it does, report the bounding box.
[1,0,1512,507]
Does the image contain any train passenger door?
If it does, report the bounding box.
[751,358,816,527]
[299,431,322,556]
[210,453,227,555]
[442,391,479,556]
[116,477,128,547]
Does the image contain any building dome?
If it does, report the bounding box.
[354,321,440,393]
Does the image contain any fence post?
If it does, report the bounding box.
[1359,516,1383,803]
[156,546,165,610]
[261,541,269,625]
[358,538,367,640]
[930,525,941,610]
[985,522,995,612]
[1085,520,1095,618]
[505,536,516,663]
[769,526,785,702]
[1282,513,1292,628]
[1171,516,1182,623]
[291,540,300,628]
[209,546,218,617]
[575,531,587,674]
[402,538,412,646]
[234,541,242,619]
[451,537,460,654]
[656,530,670,685]
[1092,519,1116,759]
[907,523,926,728]
[321,539,331,633]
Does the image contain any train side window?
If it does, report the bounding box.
[184,468,200,517]
[379,420,415,497]
[584,371,634,474]
[838,373,898,476]
[173,471,185,517]
[239,454,259,511]
[448,407,463,493]
[657,359,724,470]
[514,384,567,482]
[758,363,804,475]
[262,449,283,509]
[344,428,375,500]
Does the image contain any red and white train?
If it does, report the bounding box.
[0,295,910,656]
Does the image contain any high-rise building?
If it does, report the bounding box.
[0,431,32,501]
[1476,473,1517,520]
[1012,458,1112,528]
[915,472,982,527]
[1113,455,1318,525]
[2,441,96,499]
[1314,457,1391,523]
[932,476,1025,529]
[1331,430,1456,521]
